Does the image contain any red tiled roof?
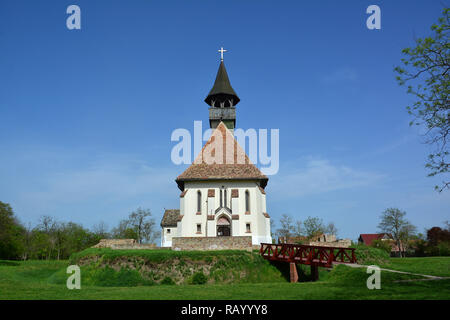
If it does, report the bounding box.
[359,233,393,246]
[176,122,268,190]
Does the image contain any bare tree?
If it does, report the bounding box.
[92,221,110,239]
[112,210,157,243]
[325,222,338,236]
[399,223,418,255]
[378,208,416,257]
[270,219,276,239]
[276,214,295,239]
[294,220,303,237]
[444,220,450,232]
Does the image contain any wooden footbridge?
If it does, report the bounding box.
[259,243,357,282]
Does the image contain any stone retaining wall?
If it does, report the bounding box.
[172,236,252,251]
[92,239,156,250]
[309,240,352,248]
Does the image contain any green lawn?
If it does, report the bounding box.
[0,257,449,300]
[381,257,450,277]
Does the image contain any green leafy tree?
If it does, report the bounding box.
[0,201,25,260]
[29,230,51,260]
[35,216,57,260]
[60,222,88,258]
[303,216,325,238]
[394,8,450,192]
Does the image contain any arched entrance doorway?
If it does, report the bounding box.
[216,216,231,236]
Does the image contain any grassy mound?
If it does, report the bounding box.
[55,248,289,287]
[352,244,390,265]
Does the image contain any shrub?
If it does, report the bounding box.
[371,239,392,255]
[115,268,143,287]
[161,276,175,285]
[191,271,208,285]
[437,242,450,256]
[352,244,389,265]
[413,239,428,257]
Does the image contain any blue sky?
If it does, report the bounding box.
[0,0,448,240]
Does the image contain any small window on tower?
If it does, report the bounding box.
[167,229,171,234]
[196,224,201,234]
[246,223,251,233]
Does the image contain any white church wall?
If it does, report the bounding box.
[231,197,239,213]
[207,196,215,215]
[176,180,270,244]
[207,219,215,236]
[161,226,178,247]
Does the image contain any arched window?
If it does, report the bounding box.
[245,190,250,213]
[197,191,201,213]
[224,189,227,208]
[220,189,223,207]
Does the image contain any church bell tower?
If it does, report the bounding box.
[204,47,240,132]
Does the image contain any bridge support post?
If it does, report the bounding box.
[289,262,298,283]
[311,265,319,281]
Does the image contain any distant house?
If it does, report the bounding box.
[358,233,393,246]
[358,233,403,256]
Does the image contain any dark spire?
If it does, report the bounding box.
[204,61,240,108]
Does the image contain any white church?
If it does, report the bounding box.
[161,49,272,247]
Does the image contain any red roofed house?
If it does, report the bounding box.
[358,233,393,246]
[160,53,272,247]
[358,233,404,256]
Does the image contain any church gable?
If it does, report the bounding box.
[176,122,268,190]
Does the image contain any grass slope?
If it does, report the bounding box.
[0,257,449,299]
[381,257,450,277]
[65,248,289,286]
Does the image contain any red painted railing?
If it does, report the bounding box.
[259,243,357,268]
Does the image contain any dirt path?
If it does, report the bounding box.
[338,263,450,282]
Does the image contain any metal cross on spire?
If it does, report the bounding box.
[218,47,227,61]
